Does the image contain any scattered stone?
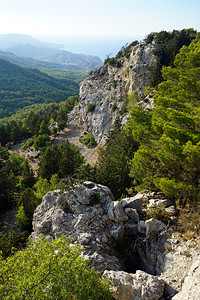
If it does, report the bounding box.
[124,208,139,223]
[147,198,173,208]
[145,218,167,237]
[138,220,146,235]
[165,206,179,216]
[120,193,143,212]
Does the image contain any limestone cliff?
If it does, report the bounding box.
[68,43,156,144]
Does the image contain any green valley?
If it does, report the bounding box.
[0,58,79,118]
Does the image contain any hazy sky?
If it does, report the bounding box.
[0,0,200,58]
[1,0,199,38]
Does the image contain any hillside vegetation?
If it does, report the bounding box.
[127,38,200,203]
[0,58,79,118]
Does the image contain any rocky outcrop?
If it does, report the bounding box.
[160,235,200,299]
[31,182,200,299]
[32,182,168,275]
[102,270,165,300]
[172,257,200,300]
[68,43,156,144]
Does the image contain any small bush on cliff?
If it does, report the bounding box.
[0,236,111,299]
[177,208,200,238]
[146,206,170,224]
[82,133,97,148]
[87,103,96,112]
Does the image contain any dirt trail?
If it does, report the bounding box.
[54,122,98,165]
[9,123,99,169]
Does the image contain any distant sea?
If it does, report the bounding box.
[39,35,144,61]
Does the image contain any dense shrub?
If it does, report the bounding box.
[82,133,97,148]
[87,103,96,112]
[0,236,111,299]
[145,206,170,224]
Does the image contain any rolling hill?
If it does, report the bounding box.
[0,58,79,118]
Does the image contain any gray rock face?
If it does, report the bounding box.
[145,218,167,237]
[68,43,156,144]
[172,257,200,300]
[32,183,169,276]
[120,193,144,212]
[32,182,125,272]
[103,270,165,300]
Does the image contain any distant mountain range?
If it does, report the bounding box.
[0,34,102,70]
[0,50,77,70]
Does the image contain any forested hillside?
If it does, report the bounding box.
[0,58,79,118]
[127,38,200,204]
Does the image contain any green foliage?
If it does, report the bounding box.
[112,101,117,112]
[34,174,68,200]
[125,65,130,75]
[126,91,139,112]
[77,163,97,182]
[39,142,84,181]
[177,209,200,238]
[51,126,57,136]
[38,120,51,136]
[34,178,50,199]
[19,159,36,189]
[0,236,111,299]
[146,29,197,86]
[89,191,101,206]
[87,103,96,112]
[18,188,40,220]
[6,152,25,177]
[104,57,116,67]
[0,58,79,118]
[57,120,66,131]
[104,40,139,66]
[128,38,200,203]
[82,133,97,148]
[96,118,138,199]
[16,203,30,232]
[38,68,88,83]
[33,134,50,150]
[15,191,35,234]
[111,76,116,88]
[146,206,170,224]
[0,230,24,259]
[21,137,34,150]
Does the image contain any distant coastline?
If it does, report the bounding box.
[37,35,144,60]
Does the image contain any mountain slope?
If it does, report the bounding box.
[68,42,156,144]
[0,50,75,69]
[0,58,79,118]
[68,29,198,145]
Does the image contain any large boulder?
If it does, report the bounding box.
[32,182,170,275]
[32,182,127,272]
[120,193,143,212]
[103,270,165,300]
[145,218,167,237]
